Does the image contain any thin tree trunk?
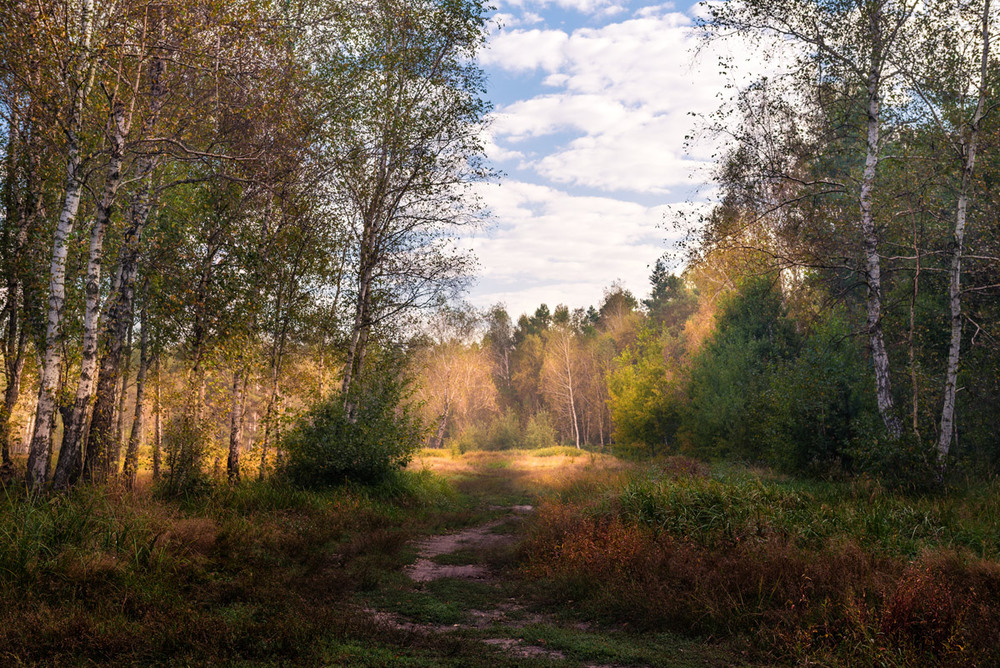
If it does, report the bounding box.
[908,216,922,440]
[25,0,98,488]
[26,149,85,487]
[433,395,451,449]
[342,224,376,405]
[112,318,134,472]
[259,376,280,480]
[84,200,148,482]
[0,104,25,474]
[152,357,162,480]
[84,27,165,484]
[54,100,129,488]
[938,0,990,463]
[562,340,580,449]
[858,14,901,440]
[227,367,246,483]
[122,309,149,488]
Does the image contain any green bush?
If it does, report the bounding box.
[524,410,557,449]
[683,276,798,461]
[448,425,484,454]
[483,411,521,450]
[281,369,424,487]
[761,312,874,475]
[162,414,213,497]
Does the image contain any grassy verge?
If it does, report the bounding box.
[0,470,481,666]
[515,455,1000,666]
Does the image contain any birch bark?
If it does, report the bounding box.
[859,7,902,439]
[54,100,130,487]
[26,0,99,487]
[938,0,991,462]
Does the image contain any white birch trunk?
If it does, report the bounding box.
[858,12,902,440]
[938,0,990,463]
[25,0,98,487]
[54,101,129,487]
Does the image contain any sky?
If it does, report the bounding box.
[463,0,749,318]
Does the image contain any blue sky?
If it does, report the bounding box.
[462,0,753,318]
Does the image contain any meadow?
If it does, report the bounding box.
[1,449,998,666]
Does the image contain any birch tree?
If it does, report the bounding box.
[22,0,105,487]
[702,0,921,438]
[542,316,583,448]
[922,0,994,462]
[320,0,491,402]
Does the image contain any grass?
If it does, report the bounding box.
[0,469,473,665]
[515,454,1000,666]
[3,449,996,666]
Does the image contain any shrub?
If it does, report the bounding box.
[162,414,213,497]
[281,368,424,487]
[482,411,521,451]
[524,411,557,449]
[847,429,940,493]
[448,425,484,455]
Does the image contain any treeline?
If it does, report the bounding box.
[413,0,1000,484]
[0,0,491,490]
[420,242,997,487]
[691,0,1000,481]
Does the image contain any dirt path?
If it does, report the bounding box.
[359,452,746,667]
[376,504,575,663]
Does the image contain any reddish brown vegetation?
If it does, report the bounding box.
[521,501,1000,665]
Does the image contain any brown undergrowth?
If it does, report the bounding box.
[0,471,459,665]
[517,456,1000,667]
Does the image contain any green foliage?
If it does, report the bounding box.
[483,410,521,451]
[760,312,875,474]
[607,327,685,449]
[846,429,941,493]
[163,414,213,497]
[448,424,484,455]
[644,258,697,329]
[683,276,798,461]
[681,278,875,475]
[523,410,557,449]
[282,368,425,487]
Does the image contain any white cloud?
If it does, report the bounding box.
[466,2,778,312]
[464,180,698,315]
[481,10,771,195]
[500,0,625,16]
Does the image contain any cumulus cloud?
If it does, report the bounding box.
[481,9,769,195]
[466,2,772,311]
[462,180,708,315]
[501,0,625,16]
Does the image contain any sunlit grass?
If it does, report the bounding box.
[515,456,1000,665]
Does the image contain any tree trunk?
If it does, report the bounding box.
[54,101,129,488]
[433,395,451,449]
[84,191,149,482]
[907,215,922,440]
[227,368,246,483]
[563,341,580,449]
[152,357,162,480]
[259,375,280,480]
[83,28,165,484]
[938,0,990,463]
[26,144,85,487]
[858,14,901,440]
[0,120,31,474]
[112,318,134,472]
[25,0,97,488]
[122,310,149,488]
[342,221,376,405]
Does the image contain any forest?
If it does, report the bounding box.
[2,0,1000,665]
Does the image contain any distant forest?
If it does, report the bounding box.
[1,0,999,492]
